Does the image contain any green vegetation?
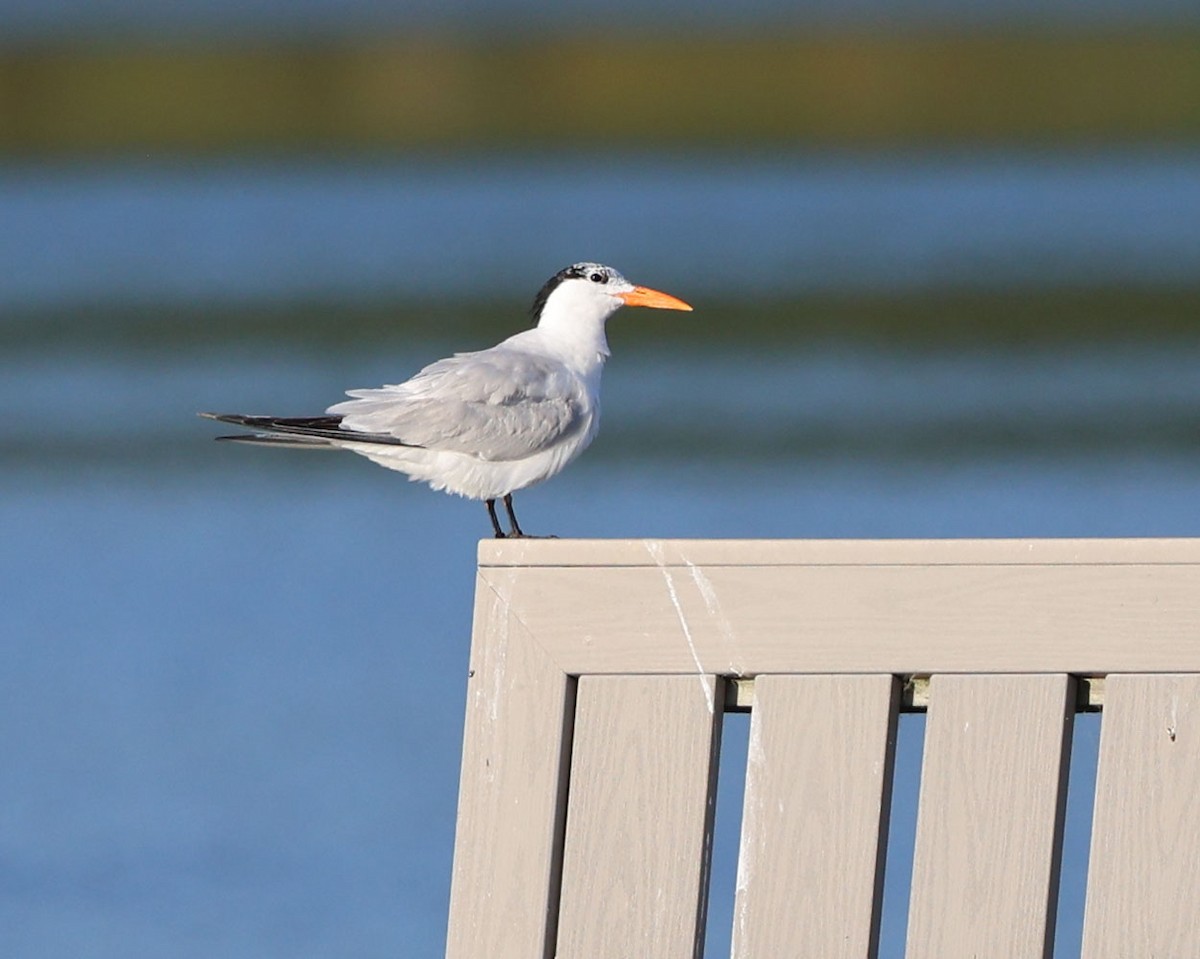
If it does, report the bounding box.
[7,287,1199,355]
[2,29,1198,152]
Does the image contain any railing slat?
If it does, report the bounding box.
[906,674,1073,959]
[445,573,574,959]
[731,674,898,958]
[1081,674,1200,958]
[555,675,721,959]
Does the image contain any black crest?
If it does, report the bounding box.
[528,263,592,323]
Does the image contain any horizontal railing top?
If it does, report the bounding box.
[470,536,1200,675]
[478,536,1200,567]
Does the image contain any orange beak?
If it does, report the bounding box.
[617,286,693,312]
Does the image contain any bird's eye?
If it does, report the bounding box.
[589,272,605,283]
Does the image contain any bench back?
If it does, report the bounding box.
[445,539,1200,958]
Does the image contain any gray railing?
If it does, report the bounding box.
[445,539,1200,958]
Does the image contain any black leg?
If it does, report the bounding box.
[502,494,526,538]
[486,499,506,538]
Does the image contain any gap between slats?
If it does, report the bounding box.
[707,674,1106,959]
[549,674,1113,959]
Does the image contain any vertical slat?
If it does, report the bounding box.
[1081,673,1200,957]
[906,674,1074,959]
[445,573,573,959]
[556,675,722,959]
[731,674,898,958]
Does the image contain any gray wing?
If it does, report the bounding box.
[326,347,589,461]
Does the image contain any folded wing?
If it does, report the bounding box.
[328,347,589,462]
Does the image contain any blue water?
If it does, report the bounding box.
[6,339,1200,957]
[3,150,1199,312]
[4,148,1200,956]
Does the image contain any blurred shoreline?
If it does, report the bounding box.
[6,288,1200,353]
[2,29,1198,153]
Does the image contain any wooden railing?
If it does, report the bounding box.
[444,539,1200,959]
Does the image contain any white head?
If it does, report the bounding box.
[530,262,692,335]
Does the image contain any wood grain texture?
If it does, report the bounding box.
[480,561,1200,675]
[445,571,573,959]
[1081,674,1200,958]
[731,674,898,958]
[479,537,1200,568]
[448,541,1200,959]
[555,675,722,959]
[906,674,1074,959]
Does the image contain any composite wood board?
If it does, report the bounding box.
[556,675,721,959]
[1081,673,1200,958]
[906,674,1073,959]
[446,574,574,959]
[480,562,1200,674]
[732,673,898,958]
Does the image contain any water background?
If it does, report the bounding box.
[4,149,1200,957]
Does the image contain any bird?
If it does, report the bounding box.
[201,262,692,538]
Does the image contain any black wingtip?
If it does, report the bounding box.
[200,411,420,448]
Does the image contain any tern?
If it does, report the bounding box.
[202,262,692,538]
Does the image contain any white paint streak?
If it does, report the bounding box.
[733,704,767,957]
[686,560,744,676]
[645,541,714,713]
[482,572,516,728]
[491,606,507,725]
